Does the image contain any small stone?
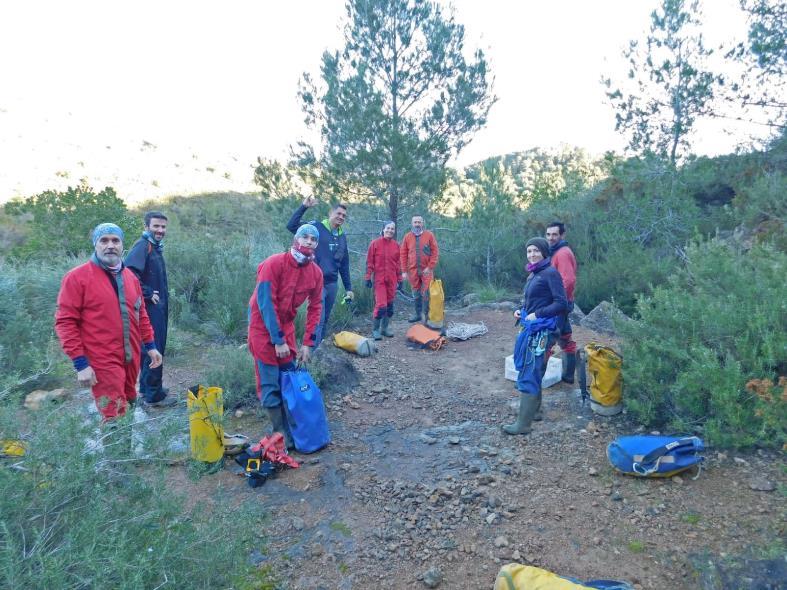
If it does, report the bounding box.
[420,434,438,445]
[291,517,305,531]
[493,536,509,548]
[748,478,776,492]
[733,457,749,465]
[234,409,245,418]
[672,475,684,485]
[448,436,460,445]
[511,549,521,560]
[611,491,623,502]
[24,388,68,411]
[588,467,598,476]
[421,566,442,588]
[485,513,497,524]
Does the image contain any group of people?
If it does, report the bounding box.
[54,200,577,447]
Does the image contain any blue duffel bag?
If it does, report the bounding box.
[281,368,331,453]
[607,435,705,477]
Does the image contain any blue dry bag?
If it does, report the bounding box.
[607,435,704,478]
[281,368,331,453]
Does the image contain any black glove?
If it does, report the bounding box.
[365,279,373,289]
[397,281,403,290]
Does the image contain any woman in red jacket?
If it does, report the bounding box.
[365,221,401,340]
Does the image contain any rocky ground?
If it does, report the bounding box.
[148,306,785,590]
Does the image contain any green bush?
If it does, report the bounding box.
[0,407,267,588]
[0,259,75,399]
[204,346,257,409]
[4,183,136,259]
[620,240,787,448]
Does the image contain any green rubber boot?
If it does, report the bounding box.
[381,316,394,338]
[409,295,422,323]
[502,393,540,435]
[533,393,543,421]
[372,317,382,341]
[266,406,294,450]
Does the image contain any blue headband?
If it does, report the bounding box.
[92,223,124,245]
[295,224,320,240]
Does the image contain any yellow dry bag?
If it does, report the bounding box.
[427,279,445,329]
[333,331,376,357]
[494,564,595,590]
[585,343,623,409]
[187,385,224,462]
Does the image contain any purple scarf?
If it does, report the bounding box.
[526,258,550,274]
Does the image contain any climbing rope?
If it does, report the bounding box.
[445,321,488,341]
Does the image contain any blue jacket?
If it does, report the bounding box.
[523,262,567,320]
[287,205,352,289]
[125,234,168,304]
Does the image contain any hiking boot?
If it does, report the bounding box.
[266,406,294,450]
[146,394,178,408]
[381,316,394,338]
[502,393,539,435]
[372,317,383,341]
[561,352,577,384]
[533,393,543,421]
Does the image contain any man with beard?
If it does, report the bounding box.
[248,224,323,448]
[400,215,440,323]
[124,211,175,407]
[55,223,163,421]
[545,221,578,383]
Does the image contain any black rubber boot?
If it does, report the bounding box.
[502,393,540,435]
[266,406,294,450]
[409,295,422,322]
[381,316,394,338]
[562,352,577,384]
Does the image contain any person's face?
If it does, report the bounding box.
[96,235,123,266]
[383,222,396,239]
[526,245,544,265]
[411,216,424,231]
[545,226,562,248]
[329,206,347,228]
[296,233,318,251]
[146,217,168,241]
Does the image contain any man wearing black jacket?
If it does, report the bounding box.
[125,211,175,407]
[287,197,353,346]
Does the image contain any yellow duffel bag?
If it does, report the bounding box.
[427,278,445,329]
[333,331,376,357]
[187,385,224,463]
[584,342,623,415]
[495,563,631,589]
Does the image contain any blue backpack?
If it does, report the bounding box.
[281,368,331,453]
[607,435,705,478]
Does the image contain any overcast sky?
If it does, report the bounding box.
[0,0,758,201]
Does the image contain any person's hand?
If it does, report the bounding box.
[365,279,373,289]
[525,312,537,321]
[397,281,402,290]
[401,272,407,281]
[345,290,354,301]
[148,349,163,368]
[423,267,432,276]
[275,343,291,358]
[77,366,97,387]
[297,345,312,364]
[151,291,160,305]
[513,309,521,320]
[302,196,317,208]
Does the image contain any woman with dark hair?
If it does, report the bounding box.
[504,237,568,435]
[365,221,402,340]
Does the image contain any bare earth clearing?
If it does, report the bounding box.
[74,307,784,589]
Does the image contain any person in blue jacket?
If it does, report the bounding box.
[287,196,353,345]
[504,237,568,435]
[124,211,176,407]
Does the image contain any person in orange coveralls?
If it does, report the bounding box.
[364,220,402,340]
[400,215,439,323]
[55,223,162,421]
[248,224,323,448]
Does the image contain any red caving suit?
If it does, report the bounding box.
[365,236,402,318]
[400,230,439,294]
[247,252,323,397]
[55,260,155,419]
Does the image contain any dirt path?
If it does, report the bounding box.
[168,308,784,589]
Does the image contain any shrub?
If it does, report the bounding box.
[0,406,267,588]
[204,346,258,409]
[4,183,136,259]
[620,240,786,448]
